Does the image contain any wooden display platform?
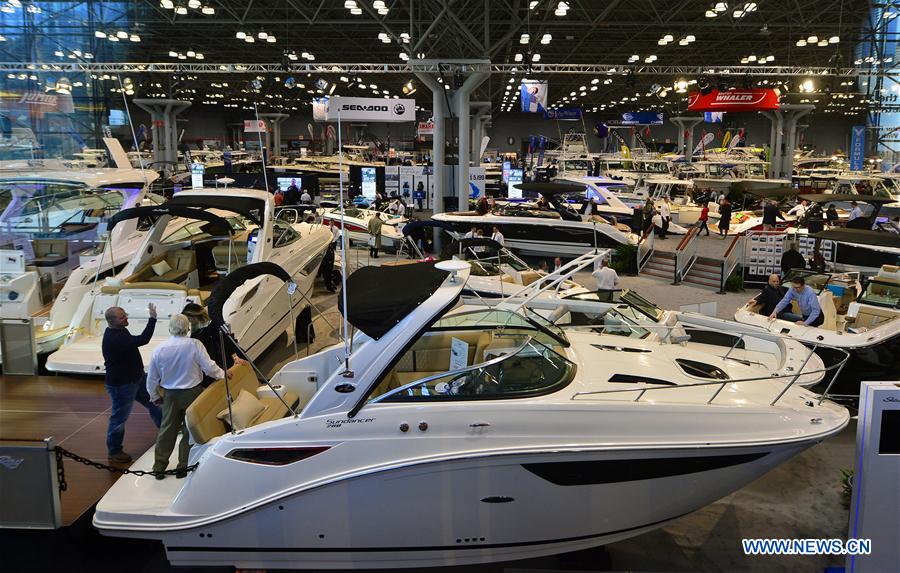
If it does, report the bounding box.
[0,374,158,526]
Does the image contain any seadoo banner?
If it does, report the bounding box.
[606,111,664,126]
[325,96,416,122]
[688,88,779,112]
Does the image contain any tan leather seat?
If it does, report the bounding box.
[211,242,249,272]
[31,239,69,267]
[127,250,196,283]
[100,282,189,294]
[818,290,838,331]
[185,363,300,444]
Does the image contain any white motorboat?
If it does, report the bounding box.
[734,267,900,393]
[318,205,406,250]
[0,141,160,357]
[94,260,848,570]
[45,188,333,374]
[689,159,791,194]
[434,182,639,257]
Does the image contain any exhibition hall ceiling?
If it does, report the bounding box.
[0,1,890,117]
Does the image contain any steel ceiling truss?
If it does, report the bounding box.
[0,61,877,77]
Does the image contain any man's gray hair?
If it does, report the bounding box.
[168,314,191,336]
[104,306,123,325]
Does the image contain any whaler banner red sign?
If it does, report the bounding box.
[687,88,779,112]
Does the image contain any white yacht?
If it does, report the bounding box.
[433,182,639,257]
[45,188,332,374]
[93,260,849,569]
[734,267,900,393]
[318,205,406,250]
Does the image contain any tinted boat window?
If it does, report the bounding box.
[676,359,729,380]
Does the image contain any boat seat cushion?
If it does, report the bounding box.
[186,363,300,444]
[818,291,838,331]
[853,306,898,329]
[519,271,542,286]
[127,250,196,284]
[211,242,249,272]
[216,389,265,430]
[31,239,69,267]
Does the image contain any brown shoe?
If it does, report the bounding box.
[108,451,132,464]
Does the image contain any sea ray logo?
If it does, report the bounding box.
[393,103,406,115]
[0,455,24,470]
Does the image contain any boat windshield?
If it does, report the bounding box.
[374,336,575,402]
[464,251,530,276]
[620,290,665,321]
[0,182,138,237]
[161,214,247,244]
[859,279,900,308]
[435,307,569,348]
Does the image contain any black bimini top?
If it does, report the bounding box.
[517,182,586,196]
[338,262,449,340]
[168,193,265,224]
[106,204,233,234]
[809,229,900,249]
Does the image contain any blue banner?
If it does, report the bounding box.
[850,125,865,171]
[520,80,548,113]
[704,112,723,123]
[544,108,582,120]
[614,111,664,126]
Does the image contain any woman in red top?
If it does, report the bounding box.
[697,202,710,236]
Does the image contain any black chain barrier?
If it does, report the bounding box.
[54,446,198,491]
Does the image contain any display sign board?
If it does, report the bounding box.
[417,120,435,135]
[468,167,486,199]
[742,232,834,285]
[190,162,205,190]
[243,119,267,133]
[544,108,582,120]
[508,169,524,199]
[850,125,866,171]
[276,177,301,192]
[502,160,511,184]
[361,167,377,200]
[688,88,780,112]
[449,337,469,371]
[520,80,548,113]
[312,97,329,121]
[325,96,416,122]
[616,111,664,126]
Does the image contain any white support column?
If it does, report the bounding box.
[259,113,290,160]
[670,116,703,163]
[454,71,490,203]
[132,98,191,177]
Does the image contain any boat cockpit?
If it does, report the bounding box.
[370,307,575,402]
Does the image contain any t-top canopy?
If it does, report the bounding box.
[798,194,896,205]
[739,187,802,199]
[402,219,456,237]
[808,229,900,249]
[457,237,504,251]
[338,262,449,340]
[106,204,232,234]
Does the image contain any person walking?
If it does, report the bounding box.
[718,198,732,238]
[592,257,620,291]
[642,198,656,233]
[367,212,383,258]
[300,189,312,204]
[770,275,824,327]
[697,202,711,236]
[102,304,162,464]
[146,314,225,479]
[659,197,671,239]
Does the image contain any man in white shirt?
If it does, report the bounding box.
[592,257,620,294]
[787,199,808,220]
[463,226,478,240]
[658,197,671,239]
[490,225,505,247]
[395,200,406,217]
[848,201,863,221]
[300,189,312,203]
[147,314,225,478]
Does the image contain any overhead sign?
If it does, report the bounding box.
[704,111,724,123]
[850,125,865,171]
[19,92,58,107]
[417,120,434,135]
[325,96,416,122]
[688,88,780,112]
[606,112,664,126]
[312,97,329,121]
[520,80,548,113]
[243,119,267,133]
[544,108,582,120]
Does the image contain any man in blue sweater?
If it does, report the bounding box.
[102,304,163,463]
[769,276,824,327]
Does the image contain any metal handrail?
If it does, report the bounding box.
[497,250,609,312]
[570,340,849,406]
[719,233,745,292]
[636,226,656,273]
[674,226,700,283]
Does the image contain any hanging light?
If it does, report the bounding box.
[807,35,818,43]
[160,0,174,8]
[116,30,128,39]
[796,39,807,47]
[267,36,277,43]
[94,30,107,38]
[258,30,268,39]
[829,35,840,43]
[236,31,246,39]
[519,33,530,44]
[129,34,141,42]
[201,5,214,14]
[541,33,552,44]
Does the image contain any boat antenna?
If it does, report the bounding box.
[117,75,147,176]
[336,107,353,377]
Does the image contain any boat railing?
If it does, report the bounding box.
[674,226,700,284]
[496,249,610,311]
[636,226,655,273]
[568,323,850,406]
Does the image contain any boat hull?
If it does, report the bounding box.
[99,442,818,569]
